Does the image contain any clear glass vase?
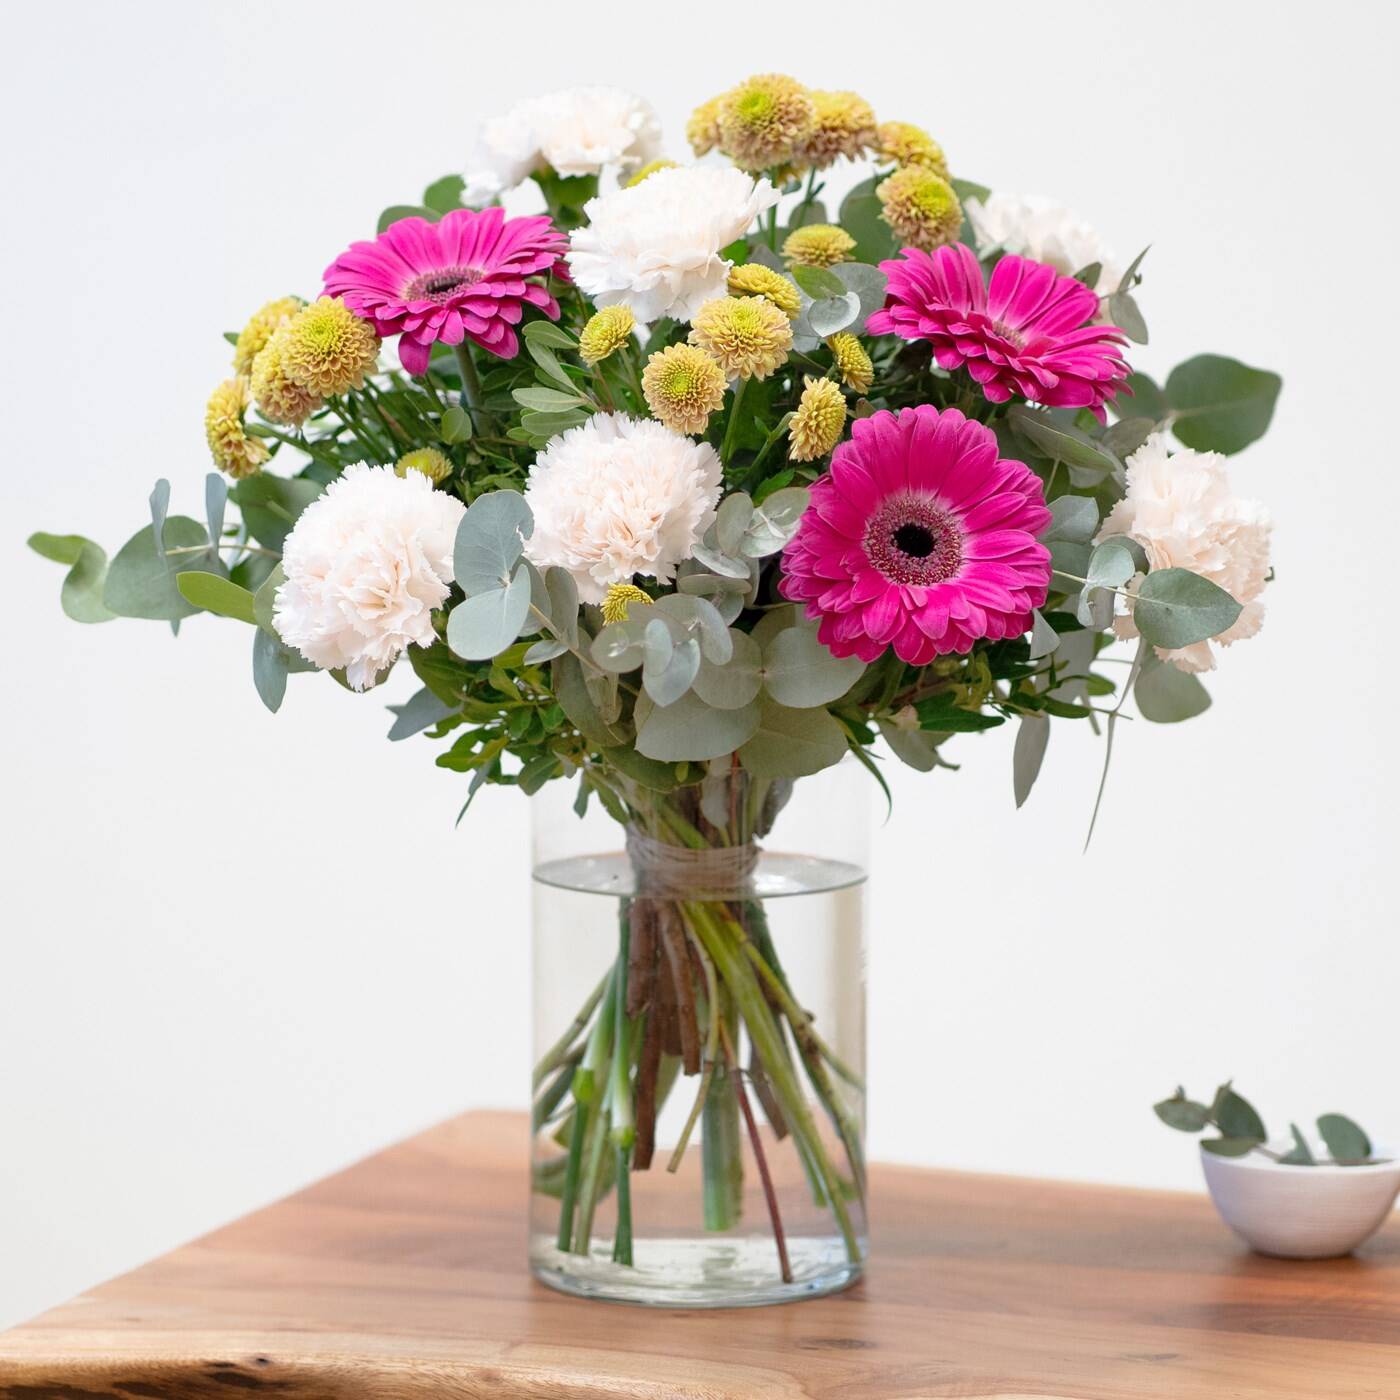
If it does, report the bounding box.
[529,760,869,1308]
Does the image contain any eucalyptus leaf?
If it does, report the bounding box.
[378,204,438,233]
[512,385,589,412]
[229,474,324,551]
[1216,1087,1267,1142]
[524,637,568,664]
[205,473,228,548]
[176,571,256,624]
[453,490,533,595]
[1012,714,1050,808]
[422,174,465,214]
[591,618,648,672]
[1028,609,1060,660]
[806,292,861,338]
[739,701,848,779]
[252,628,290,713]
[1166,354,1282,455]
[713,492,754,556]
[1044,495,1100,544]
[693,629,762,710]
[635,691,761,762]
[1086,537,1137,591]
[1108,290,1148,344]
[1100,416,1155,458]
[691,542,750,578]
[543,566,579,649]
[877,720,942,773]
[446,565,532,660]
[104,517,216,621]
[642,621,700,707]
[1134,656,1211,723]
[1133,569,1242,649]
[1007,405,1116,474]
[653,593,732,664]
[554,653,631,746]
[1279,1123,1315,1166]
[761,624,865,707]
[27,532,116,623]
[386,686,455,740]
[740,487,810,557]
[790,264,846,300]
[148,480,171,564]
[253,562,286,636]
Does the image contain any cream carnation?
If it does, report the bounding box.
[966,193,1124,295]
[1099,433,1271,673]
[522,414,722,602]
[566,166,781,324]
[273,464,465,691]
[462,87,660,202]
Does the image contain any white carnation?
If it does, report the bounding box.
[274,464,465,691]
[462,86,661,204]
[567,166,781,324]
[522,414,722,603]
[966,193,1124,295]
[1099,433,1272,673]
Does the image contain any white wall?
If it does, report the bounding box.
[3,0,1396,1331]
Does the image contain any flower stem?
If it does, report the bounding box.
[453,342,495,434]
[533,970,608,1091]
[720,376,751,466]
[721,1019,792,1284]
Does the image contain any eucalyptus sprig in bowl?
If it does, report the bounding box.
[1156,1083,1400,1258]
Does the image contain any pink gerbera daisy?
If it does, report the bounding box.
[322,208,569,374]
[868,244,1130,420]
[779,405,1052,664]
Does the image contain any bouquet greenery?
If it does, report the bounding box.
[30,74,1278,1299]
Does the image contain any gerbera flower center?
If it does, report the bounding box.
[990,319,1025,349]
[405,265,485,303]
[864,494,964,586]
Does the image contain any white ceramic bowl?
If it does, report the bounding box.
[1200,1141,1400,1258]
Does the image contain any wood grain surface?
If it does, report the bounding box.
[2,1110,1397,1399]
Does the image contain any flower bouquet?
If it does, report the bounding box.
[30,75,1277,1307]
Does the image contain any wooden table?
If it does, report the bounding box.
[2,1112,1397,1399]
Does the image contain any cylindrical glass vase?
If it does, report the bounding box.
[529,760,869,1308]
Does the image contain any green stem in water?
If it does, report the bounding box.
[701,985,744,1231]
[533,969,608,1091]
[612,1142,634,1265]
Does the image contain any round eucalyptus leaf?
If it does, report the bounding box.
[104,516,215,621]
[1086,537,1138,591]
[591,619,647,672]
[693,629,762,710]
[1134,657,1211,723]
[738,700,848,779]
[741,487,811,557]
[1133,568,1242,649]
[635,690,761,762]
[761,624,866,707]
[642,625,700,707]
[713,492,754,557]
[446,564,532,660]
[691,541,750,579]
[253,562,287,636]
[1165,354,1281,455]
[1317,1114,1372,1164]
[27,532,115,624]
[453,490,533,596]
[1043,495,1100,544]
[807,292,862,338]
[653,593,732,664]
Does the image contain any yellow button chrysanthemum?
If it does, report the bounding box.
[717,73,815,172]
[876,121,950,180]
[601,583,653,625]
[782,224,857,269]
[395,448,454,485]
[799,90,878,169]
[641,343,727,436]
[877,168,963,252]
[826,332,873,395]
[686,96,724,157]
[726,264,801,318]
[579,305,636,365]
[689,296,793,381]
[232,296,303,376]
[250,326,322,428]
[281,296,380,398]
[788,376,847,462]
[205,377,270,480]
